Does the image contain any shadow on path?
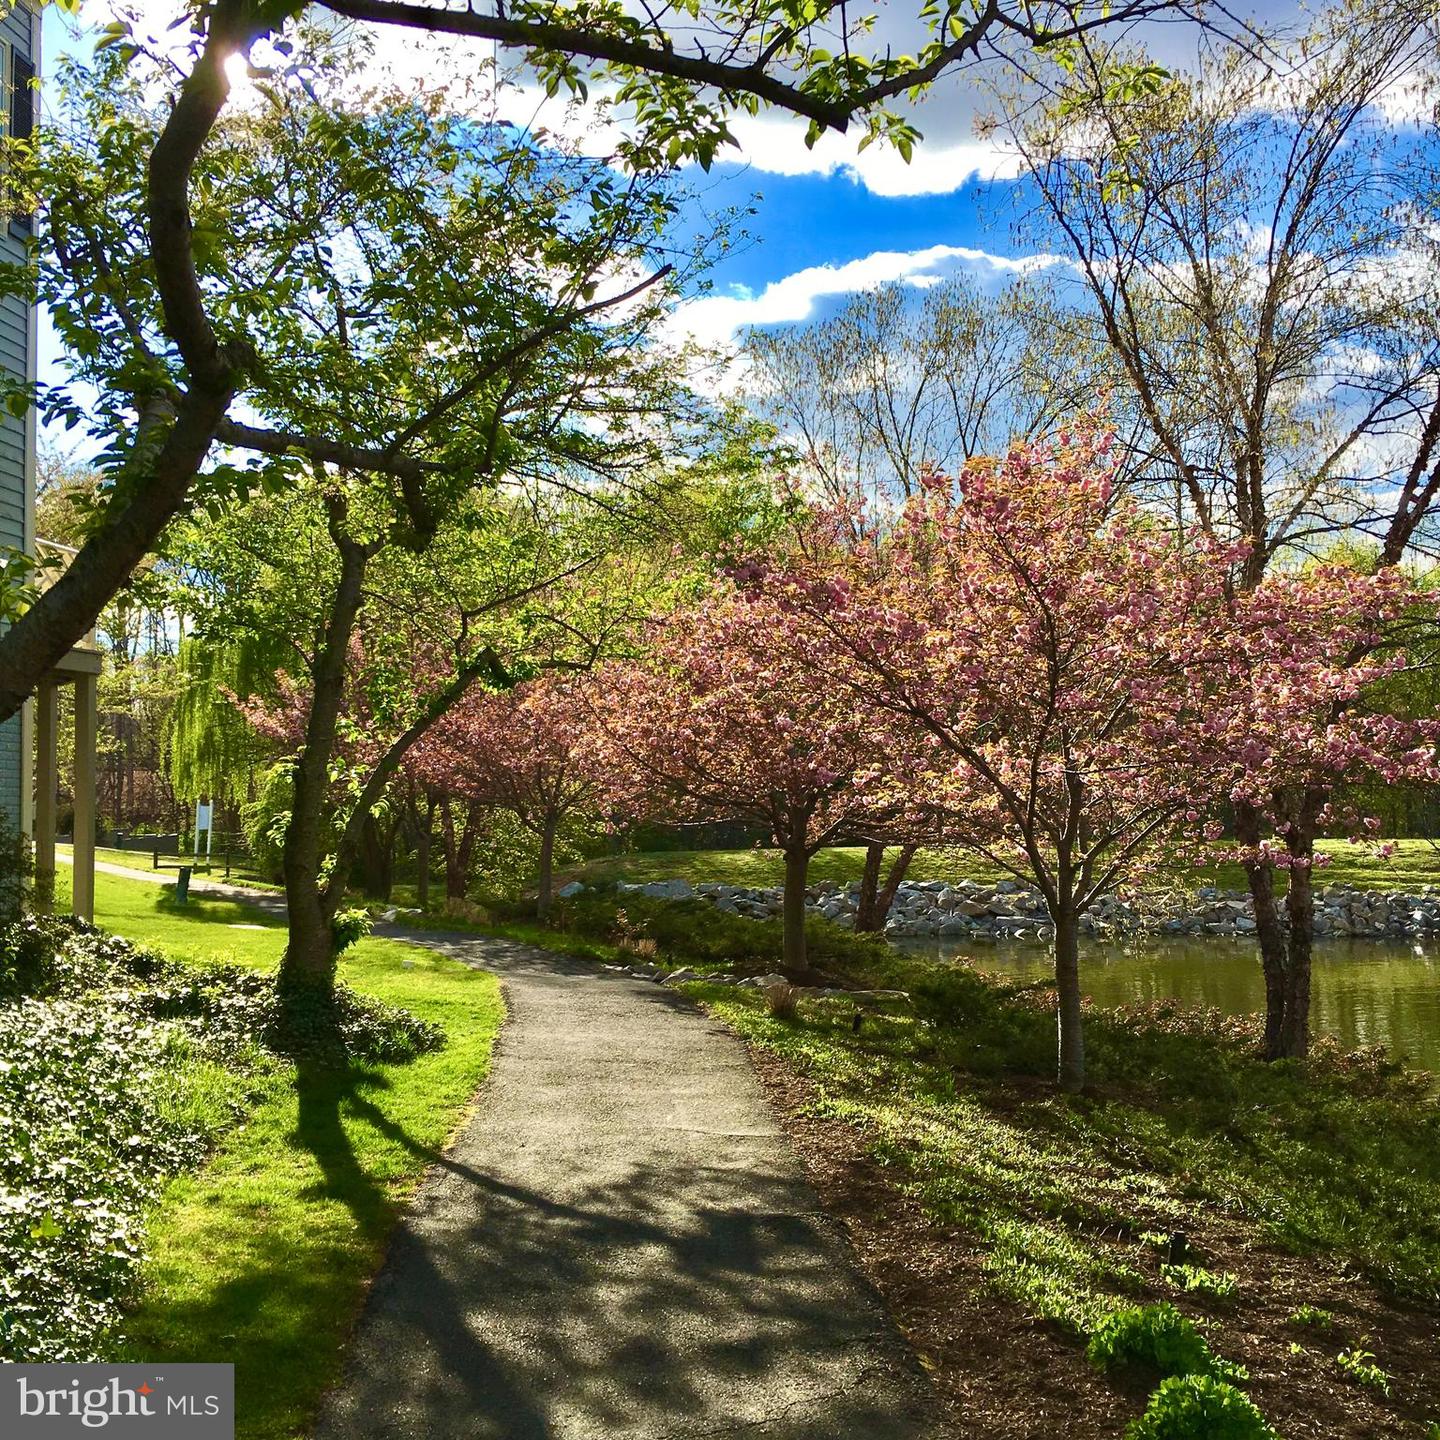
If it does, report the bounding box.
[316,933,944,1440]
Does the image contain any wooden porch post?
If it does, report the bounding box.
[33,679,56,913]
[72,673,96,922]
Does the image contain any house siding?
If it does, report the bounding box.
[0,1,36,839]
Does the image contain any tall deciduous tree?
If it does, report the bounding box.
[1008,2,1440,571]
[1200,568,1440,1058]
[1003,0,1440,1053]
[752,434,1440,1085]
[0,0,1199,720]
[750,436,1234,1090]
[743,275,1125,504]
[178,474,653,1005]
[127,53,715,1006]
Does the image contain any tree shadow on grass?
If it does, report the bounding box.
[293,1059,396,1231]
[119,1059,419,1440]
[146,886,287,929]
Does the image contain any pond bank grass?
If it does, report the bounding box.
[687,970,1440,1438]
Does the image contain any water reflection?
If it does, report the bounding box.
[899,935,1440,1077]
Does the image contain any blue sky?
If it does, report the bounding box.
[36,4,1056,401]
[680,166,1027,303]
[37,3,1307,410]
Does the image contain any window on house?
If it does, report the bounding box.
[12,53,34,145]
[5,42,35,231]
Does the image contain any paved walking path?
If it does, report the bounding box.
[317,932,943,1439]
[79,854,945,1437]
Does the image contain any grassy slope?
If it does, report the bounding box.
[87,872,503,1440]
[570,839,1440,895]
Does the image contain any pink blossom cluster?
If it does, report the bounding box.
[408,671,604,830]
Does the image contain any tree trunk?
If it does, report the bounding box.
[536,813,557,922]
[1278,802,1321,1059]
[1235,799,1289,1060]
[1053,904,1086,1093]
[282,882,338,1004]
[854,842,885,931]
[441,803,465,900]
[782,845,810,977]
[355,811,395,900]
[440,797,485,900]
[414,796,434,911]
[873,843,917,929]
[854,842,919,932]
[278,513,369,1003]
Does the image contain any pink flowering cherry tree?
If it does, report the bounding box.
[1200,568,1440,1059]
[590,585,894,978]
[410,672,606,918]
[746,436,1238,1091]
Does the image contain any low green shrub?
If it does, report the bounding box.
[0,819,30,925]
[0,915,122,998]
[1087,1303,1244,1383]
[551,889,893,977]
[260,981,443,1064]
[1125,1375,1279,1440]
[1,915,443,1064]
[0,998,201,1360]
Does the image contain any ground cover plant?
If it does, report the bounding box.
[0,908,405,1362]
[3,872,502,1440]
[676,957,1440,1438]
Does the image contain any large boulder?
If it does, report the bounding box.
[641,878,696,900]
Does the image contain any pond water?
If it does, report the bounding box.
[899,935,1440,1078]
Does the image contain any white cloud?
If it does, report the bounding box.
[670,242,1065,350]
[60,4,1017,196]
[694,110,1022,197]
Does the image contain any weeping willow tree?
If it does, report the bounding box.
[167,636,277,824]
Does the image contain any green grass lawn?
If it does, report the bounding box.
[85,844,283,890]
[570,839,1440,896]
[85,872,504,1440]
[54,844,283,892]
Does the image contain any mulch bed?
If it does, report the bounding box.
[745,1046,1440,1440]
